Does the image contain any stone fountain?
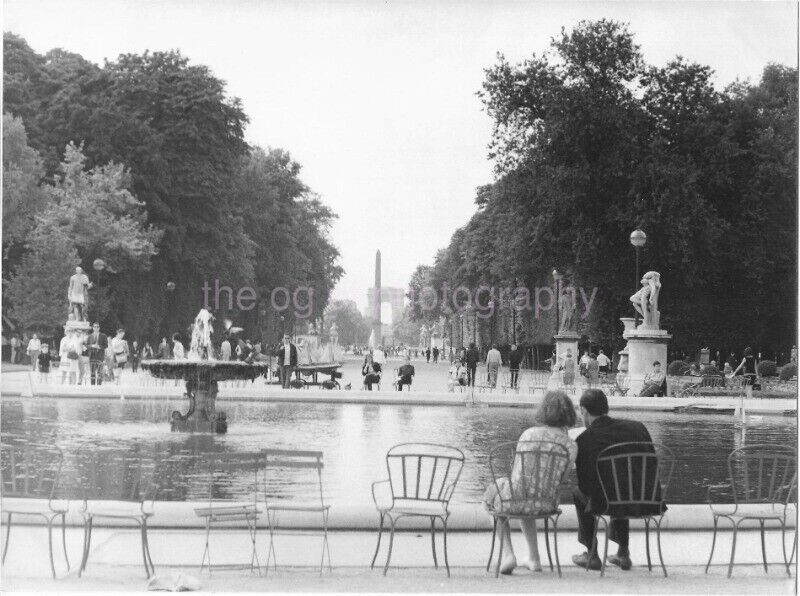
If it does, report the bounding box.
[141,309,270,433]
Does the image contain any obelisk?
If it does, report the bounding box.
[373,250,382,346]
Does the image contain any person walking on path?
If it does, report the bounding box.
[130,340,141,373]
[26,334,41,371]
[465,342,479,387]
[596,349,611,374]
[425,347,431,363]
[10,335,20,365]
[486,344,502,388]
[508,344,523,389]
[586,353,600,387]
[432,346,440,364]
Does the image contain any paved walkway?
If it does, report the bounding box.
[2,525,795,593]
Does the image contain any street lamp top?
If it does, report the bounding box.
[166,281,176,292]
[630,229,647,247]
[93,258,105,271]
[552,269,561,281]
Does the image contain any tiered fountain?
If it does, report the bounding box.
[141,309,271,433]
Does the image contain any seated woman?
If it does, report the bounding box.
[362,355,381,390]
[447,360,467,392]
[483,390,577,574]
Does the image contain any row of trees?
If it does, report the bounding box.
[3,33,342,341]
[410,20,797,354]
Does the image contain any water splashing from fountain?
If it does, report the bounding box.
[188,308,215,361]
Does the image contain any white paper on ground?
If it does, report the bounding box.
[147,573,202,592]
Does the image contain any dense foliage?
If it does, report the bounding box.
[3,33,342,340]
[417,20,797,354]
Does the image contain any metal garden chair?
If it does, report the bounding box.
[73,442,159,578]
[485,440,572,577]
[370,443,465,577]
[527,371,549,395]
[193,451,266,575]
[263,449,331,574]
[704,445,796,578]
[589,442,675,577]
[1,439,70,578]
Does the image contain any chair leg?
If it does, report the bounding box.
[370,513,385,569]
[245,515,260,576]
[495,517,506,578]
[705,515,719,573]
[266,510,277,572]
[644,518,652,571]
[61,513,70,571]
[759,520,768,573]
[2,512,11,564]
[486,517,497,572]
[143,521,155,576]
[551,515,562,578]
[599,517,610,578]
[200,517,212,575]
[140,522,151,579]
[727,521,739,578]
[383,516,397,576]
[430,517,438,569]
[442,516,450,578]
[79,517,93,577]
[655,517,667,578]
[544,517,553,571]
[322,509,332,573]
[47,517,57,579]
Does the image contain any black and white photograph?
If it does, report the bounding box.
[0,1,797,593]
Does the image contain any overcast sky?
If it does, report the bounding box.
[4,0,798,317]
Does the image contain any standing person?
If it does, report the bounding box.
[486,344,502,389]
[466,342,479,387]
[432,346,440,364]
[277,334,298,389]
[596,349,611,375]
[362,354,381,390]
[59,331,79,385]
[130,340,141,373]
[10,335,20,365]
[586,353,600,387]
[111,329,129,385]
[579,350,590,378]
[172,333,185,359]
[142,341,154,360]
[425,347,431,363]
[37,344,52,384]
[158,337,171,360]
[87,323,108,385]
[508,344,523,389]
[572,389,663,571]
[220,337,232,361]
[562,349,576,387]
[26,334,41,371]
[731,347,759,420]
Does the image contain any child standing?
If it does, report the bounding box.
[37,344,52,384]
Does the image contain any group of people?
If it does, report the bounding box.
[51,324,132,385]
[483,388,661,574]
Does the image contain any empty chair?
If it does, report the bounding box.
[194,451,266,575]
[485,440,573,577]
[263,449,331,574]
[1,439,69,578]
[73,442,159,578]
[370,443,465,577]
[705,445,797,578]
[590,442,675,577]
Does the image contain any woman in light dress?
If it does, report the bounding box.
[59,330,82,384]
[483,391,577,574]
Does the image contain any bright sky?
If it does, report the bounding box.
[4,0,798,315]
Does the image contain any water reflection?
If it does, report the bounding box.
[1,398,795,505]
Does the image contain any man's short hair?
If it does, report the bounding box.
[580,389,609,416]
[653,360,661,366]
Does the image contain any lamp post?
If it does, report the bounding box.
[552,269,561,335]
[488,299,495,345]
[165,281,175,335]
[630,229,647,325]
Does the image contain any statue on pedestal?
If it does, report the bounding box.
[68,266,92,322]
[630,271,661,329]
[558,291,577,334]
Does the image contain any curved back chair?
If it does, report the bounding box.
[705,445,797,578]
[71,442,159,578]
[485,440,572,577]
[370,443,465,577]
[1,438,69,578]
[592,442,675,577]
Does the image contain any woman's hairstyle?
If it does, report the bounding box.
[534,390,577,428]
[744,347,753,357]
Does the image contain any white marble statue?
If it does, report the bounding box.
[630,271,661,329]
[68,266,93,322]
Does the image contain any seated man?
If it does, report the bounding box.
[572,389,663,571]
[447,360,467,392]
[639,361,666,397]
[395,356,415,391]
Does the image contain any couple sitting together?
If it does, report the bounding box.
[483,388,661,574]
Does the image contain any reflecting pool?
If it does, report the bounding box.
[1,398,795,505]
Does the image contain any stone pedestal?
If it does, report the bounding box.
[621,320,671,395]
[171,379,225,433]
[552,332,580,383]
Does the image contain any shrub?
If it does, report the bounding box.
[757,360,778,377]
[779,362,798,381]
[701,365,721,377]
[667,360,691,376]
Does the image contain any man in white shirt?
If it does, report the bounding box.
[277,335,298,388]
[27,334,41,371]
[172,333,185,359]
[596,349,611,374]
[486,344,502,388]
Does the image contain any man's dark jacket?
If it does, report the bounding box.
[509,348,523,369]
[576,415,666,517]
[465,347,480,366]
[276,343,298,367]
[87,331,108,361]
